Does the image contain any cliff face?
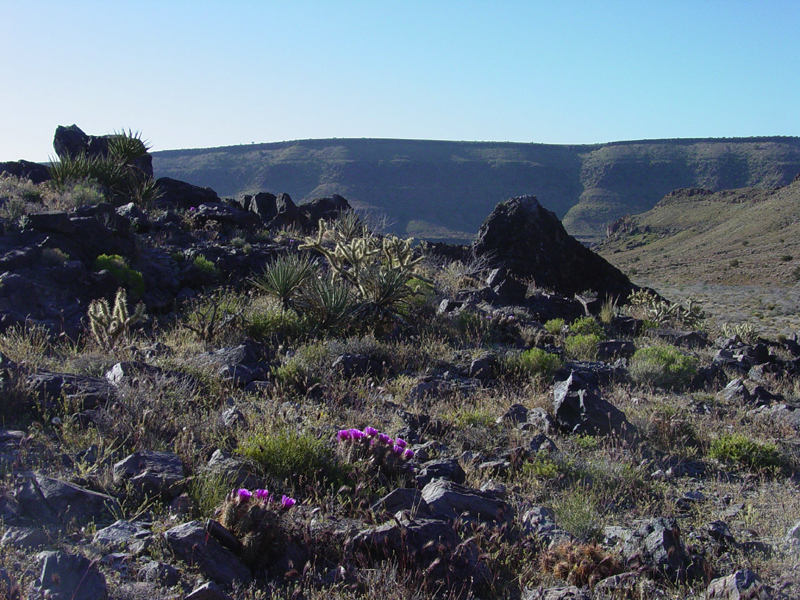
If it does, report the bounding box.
[152,137,800,243]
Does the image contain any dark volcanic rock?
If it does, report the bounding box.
[0,159,51,183]
[472,195,637,299]
[298,195,351,230]
[155,176,220,209]
[31,550,108,600]
[553,372,634,438]
[16,473,120,525]
[112,450,185,499]
[163,520,252,586]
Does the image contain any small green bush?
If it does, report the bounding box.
[193,255,219,276]
[94,254,145,297]
[570,316,604,338]
[709,433,781,471]
[544,318,565,335]
[251,253,319,310]
[629,345,697,389]
[564,334,600,361]
[239,429,338,486]
[505,348,562,381]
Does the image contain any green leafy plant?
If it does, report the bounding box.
[629,345,698,389]
[295,273,354,332]
[708,433,781,471]
[570,316,604,338]
[87,288,145,349]
[192,255,219,277]
[94,254,145,298]
[544,318,566,336]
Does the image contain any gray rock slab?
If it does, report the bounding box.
[93,519,151,553]
[16,472,119,525]
[31,550,108,600]
[163,520,251,586]
[113,450,185,498]
[0,526,51,549]
[421,479,513,524]
[705,569,768,600]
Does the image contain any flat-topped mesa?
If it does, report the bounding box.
[472,195,638,300]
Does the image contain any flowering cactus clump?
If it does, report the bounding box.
[218,487,297,569]
[337,427,415,479]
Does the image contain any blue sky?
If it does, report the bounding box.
[2,1,798,161]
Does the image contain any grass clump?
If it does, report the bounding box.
[504,348,562,382]
[564,334,600,361]
[251,253,319,311]
[708,433,782,471]
[629,345,698,389]
[239,429,338,487]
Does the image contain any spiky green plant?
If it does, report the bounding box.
[250,253,319,310]
[295,274,354,331]
[87,288,145,349]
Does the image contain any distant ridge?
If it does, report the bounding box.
[152,136,800,243]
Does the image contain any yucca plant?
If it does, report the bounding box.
[250,253,319,310]
[48,129,159,206]
[295,274,354,331]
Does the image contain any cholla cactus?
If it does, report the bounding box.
[337,427,415,479]
[87,288,145,349]
[218,488,297,569]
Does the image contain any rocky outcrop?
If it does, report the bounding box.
[54,124,153,178]
[0,160,50,184]
[473,195,637,299]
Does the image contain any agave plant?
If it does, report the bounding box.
[250,253,319,310]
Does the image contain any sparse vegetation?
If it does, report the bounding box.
[629,345,698,389]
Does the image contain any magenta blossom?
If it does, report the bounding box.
[403,449,415,460]
[377,433,392,445]
[237,488,252,500]
[281,495,297,509]
[364,426,379,437]
[337,429,351,442]
[394,438,407,449]
[254,489,271,501]
[349,428,366,440]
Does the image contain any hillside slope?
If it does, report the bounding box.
[596,176,800,287]
[152,137,800,242]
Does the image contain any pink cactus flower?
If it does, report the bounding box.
[254,489,271,501]
[237,488,252,500]
[281,495,297,509]
[394,438,407,449]
[364,426,379,437]
[403,449,415,460]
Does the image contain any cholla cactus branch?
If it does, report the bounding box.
[87,288,145,349]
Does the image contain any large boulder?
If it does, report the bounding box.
[298,194,351,230]
[155,176,219,209]
[472,196,637,299]
[553,372,634,438]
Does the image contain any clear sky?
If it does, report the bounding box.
[2,1,799,162]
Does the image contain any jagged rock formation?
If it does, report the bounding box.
[473,195,638,299]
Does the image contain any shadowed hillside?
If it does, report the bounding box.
[153,137,800,242]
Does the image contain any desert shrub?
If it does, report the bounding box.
[239,429,337,487]
[643,408,701,455]
[183,288,247,344]
[504,348,562,382]
[598,297,619,325]
[708,433,781,471]
[40,248,69,267]
[564,334,600,361]
[570,316,604,338]
[552,486,603,542]
[450,408,496,429]
[192,255,219,276]
[94,254,145,298]
[544,318,566,335]
[629,345,698,389]
[247,302,307,342]
[0,322,53,370]
[187,470,239,518]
